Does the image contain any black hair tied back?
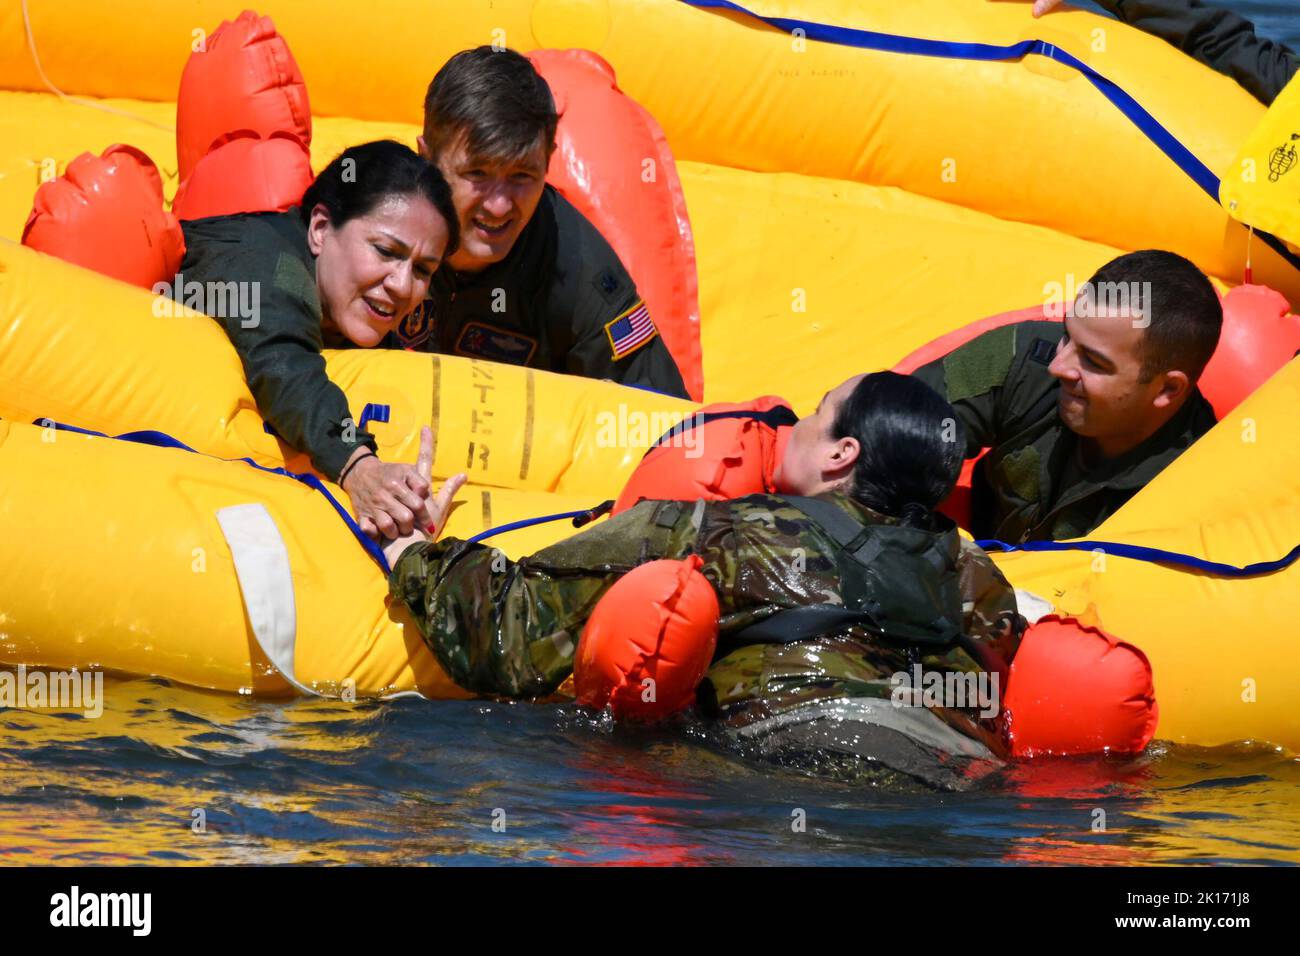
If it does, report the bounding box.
[299,140,460,257]
[830,371,967,528]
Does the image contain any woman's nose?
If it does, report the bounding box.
[386,262,413,303]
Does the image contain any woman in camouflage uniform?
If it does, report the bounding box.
[389,373,1023,788]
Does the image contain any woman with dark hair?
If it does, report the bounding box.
[388,372,1023,786]
[175,140,460,538]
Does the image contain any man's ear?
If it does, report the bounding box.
[306,204,331,257]
[416,134,431,161]
[1154,369,1191,409]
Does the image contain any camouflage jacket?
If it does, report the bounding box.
[911,320,1217,543]
[389,493,1022,745]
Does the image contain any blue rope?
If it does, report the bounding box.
[977,536,1300,577]
[36,419,391,574]
[680,0,1300,274]
[467,508,596,544]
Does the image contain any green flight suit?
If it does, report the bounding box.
[911,320,1218,543]
[177,210,377,481]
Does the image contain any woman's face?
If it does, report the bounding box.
[308,193,449,347]
[773,374,864,495]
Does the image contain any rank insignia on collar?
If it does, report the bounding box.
[453,321,538,366]
[1029,337,1058,366]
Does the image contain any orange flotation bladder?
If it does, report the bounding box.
[574,556,720,721]
[172,129,313,221]
[1200,284,1300,416]
[1002,616,1158,757]
[21,144,184,288]
[175,10,312,185]
[612,397,796,514]
[174,11,313,221]
[529,49,703,401]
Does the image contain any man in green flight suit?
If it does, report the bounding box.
[397,46,689,399]
[911,250,1222,543]
[387,373,1024,788]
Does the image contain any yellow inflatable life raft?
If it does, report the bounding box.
[0,0,1297,750]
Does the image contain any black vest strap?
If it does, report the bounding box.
[730,496,964,648]
[646,406,798,454]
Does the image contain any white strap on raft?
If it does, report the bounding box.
[1014,589,1055,625]
[216,503,320,698]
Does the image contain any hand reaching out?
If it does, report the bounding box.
[380,426,467,566]
[341,446,430,540]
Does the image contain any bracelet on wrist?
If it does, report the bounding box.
[338,449,376,487]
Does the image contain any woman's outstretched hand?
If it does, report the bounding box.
[341,445,432,540]
[380,427,467,567]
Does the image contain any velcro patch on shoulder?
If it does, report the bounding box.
[604,300,658,360]
[272,251,316,306]
[942,324,1017,403]
[998,446,1042,503]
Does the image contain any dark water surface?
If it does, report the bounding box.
[2,678,1297,865]
[3,1,1299,866]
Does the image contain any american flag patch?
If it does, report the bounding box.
[604,300,657,360]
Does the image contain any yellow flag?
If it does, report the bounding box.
[1221,73,1300,248]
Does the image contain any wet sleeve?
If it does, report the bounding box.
[909,324,1020,457]
[388,503,689,697]
[208,248,376,481]
[1094,0,1298,105]
[955,541,1024,678]
[546,210,689,399]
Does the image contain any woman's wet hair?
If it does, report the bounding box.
[831,371,966,527]
[300,140,460,257]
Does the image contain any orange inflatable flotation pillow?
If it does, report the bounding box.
[612,397,796,515]
[172,130,313,221]
[1199,284,1300,416]
[176,10,312,184]
[22,144,184,289]
[574,556,720,721]
[529,49,703,400]
[1002,615,1158,757]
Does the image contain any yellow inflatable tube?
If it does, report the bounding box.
[0,240,693,495]
[0,416,601,698]
[2,0,1292,300]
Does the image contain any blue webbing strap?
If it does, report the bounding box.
[37,419,391,574]
[467,508,597,544]
[976,536,1300,577]
[680,0,1300,274]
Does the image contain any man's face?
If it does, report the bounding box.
[1047,306,1167,445]
[773,374,865,495]
[420,131,549,273]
